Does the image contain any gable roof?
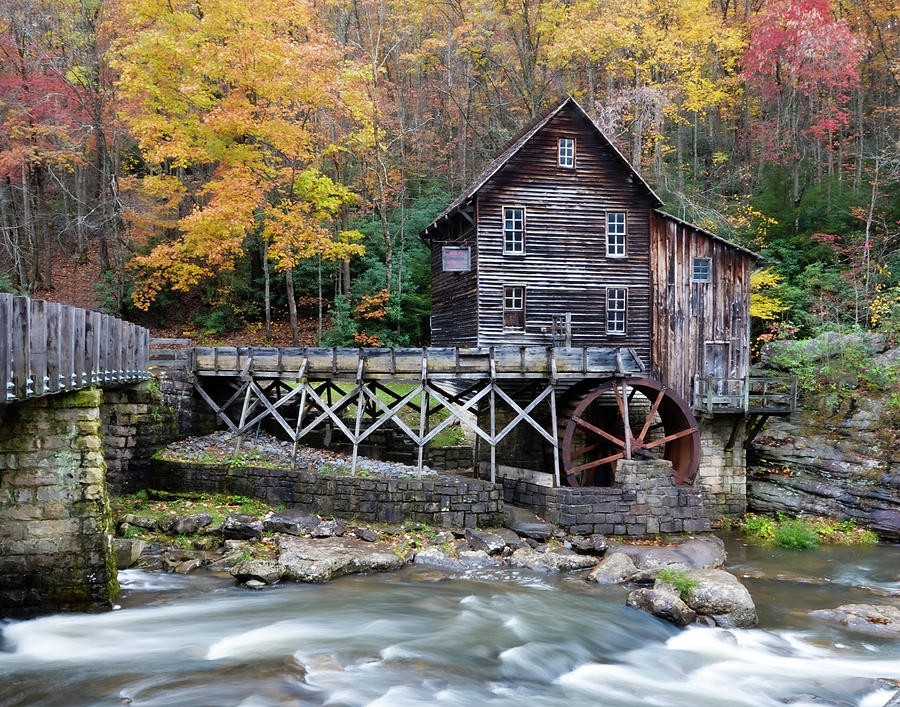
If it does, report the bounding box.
[421,96,663,237]
[653,210,760,260]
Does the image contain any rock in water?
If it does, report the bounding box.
[809,604,900,638]
[465,529,506,556]
[223,514,264,540]
[587,552,637,584]
[231,560,285,585]
[683,569,757,628]
[264,510,320,536]
[508,548,597,573]
[277,535,403,583]
[113,538,146,569]
[627,588,697,627]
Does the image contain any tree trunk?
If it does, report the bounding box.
[285,267,299,346]
[262,239,271,341]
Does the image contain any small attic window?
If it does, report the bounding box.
[558,137,575,168]
[692,257,712,282]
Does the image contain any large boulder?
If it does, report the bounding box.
[509,548,597,573]
[172,513,213,535]
[626,587,696,627]
[683,569,757,628]
[809,604,900,638]
[231,559,285,585]
[223,514,264,540]
[607,537,725,570]
[264,510,320,536]
[465,529,506,556]
[587,552,637,584]
[503,505,552,541]
[277,535,403,583]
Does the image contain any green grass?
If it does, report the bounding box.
[740,513,877,549]
[114,491,272,527]
[656,567,699,601]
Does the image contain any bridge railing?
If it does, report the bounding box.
[692,375,797,415]
[0,294,151,403]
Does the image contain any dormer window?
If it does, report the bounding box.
[558,137,575,168]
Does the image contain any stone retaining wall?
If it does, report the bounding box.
[500,459,711,537]
[0,389,117,618]
[148,460,502,528]
[102,372,215,496]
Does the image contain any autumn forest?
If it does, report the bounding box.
[0,0,897,346]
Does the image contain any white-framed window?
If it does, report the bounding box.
[606,287,627,334]
[606,211,626,257]
[503,285,525,329]
[503,206,525,254]
[558,137,575,168]
[692,257,712,282]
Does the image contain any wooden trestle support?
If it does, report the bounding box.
[190,346,646,484]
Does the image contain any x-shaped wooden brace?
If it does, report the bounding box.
[420,382,494,445]
[492,384,557,446]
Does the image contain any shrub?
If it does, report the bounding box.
[771,517,819,550]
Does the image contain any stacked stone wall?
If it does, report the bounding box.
[102,370,215,495]
[695,416,747,520]
[500,459,711,537]
[0,389,117,618]
[149,460,502,528]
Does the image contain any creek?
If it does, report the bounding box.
[1,535,899,707]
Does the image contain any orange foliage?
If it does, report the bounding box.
[353,289,390,321]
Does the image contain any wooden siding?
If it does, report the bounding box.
[475,105,656,364]
[650,212,753,402]
[430,223,478,346]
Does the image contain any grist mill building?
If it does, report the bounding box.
[422,97,792,520]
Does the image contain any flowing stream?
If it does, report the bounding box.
[1,536,899,707]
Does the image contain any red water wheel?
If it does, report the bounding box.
[557,377,700,487]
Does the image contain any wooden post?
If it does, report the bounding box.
[45,302,60,394]
[29,298,46,396]
[489,347,496,484]
[232,357,254,458]
[548,349,561,486]
[565,312,572,348]
[351,357,365,474]
[290,359,309,469]
[417,350,428,476]
[621,379,632,461]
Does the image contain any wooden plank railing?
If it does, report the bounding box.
[0,294,151,403]
[693,375,797,415]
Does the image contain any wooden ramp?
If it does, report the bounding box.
[183,344,646,485]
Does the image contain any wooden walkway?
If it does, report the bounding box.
[176,343,647,484]
[0,294,150,403]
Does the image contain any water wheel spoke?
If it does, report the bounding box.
[572,416,625,447]
[571,441,604,458]
[643,426,698,450]
[637,388,666,443]
[569,451,624,476]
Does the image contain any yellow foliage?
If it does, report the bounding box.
[750,269,788,320]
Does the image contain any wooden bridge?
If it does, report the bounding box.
[0,294,150,403]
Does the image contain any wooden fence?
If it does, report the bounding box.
[0,294,151,403]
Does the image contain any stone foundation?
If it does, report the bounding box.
[0,389,117,618]
[695,416,747,520]
[499,459,711,537]
[148,460,502,528]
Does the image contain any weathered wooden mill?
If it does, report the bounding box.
[181,97,794,532]
[422,96,794,519]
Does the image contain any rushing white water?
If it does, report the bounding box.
[2,540,899,707]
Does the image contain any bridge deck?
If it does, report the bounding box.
[191,345,646,381]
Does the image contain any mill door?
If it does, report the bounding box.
[703,341,730,395]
